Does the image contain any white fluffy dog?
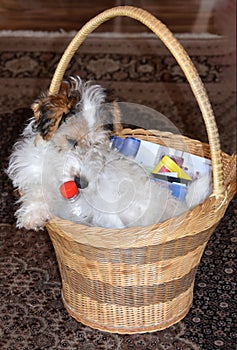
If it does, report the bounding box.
[7,76,212,230]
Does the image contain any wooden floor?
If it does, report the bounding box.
[0,0,235,35]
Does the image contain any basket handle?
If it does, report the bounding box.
[49,6,225,197]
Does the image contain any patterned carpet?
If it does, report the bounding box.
[0,31,236,349]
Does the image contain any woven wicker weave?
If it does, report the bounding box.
[45,7,236,333]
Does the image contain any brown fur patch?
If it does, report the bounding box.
[31,80,81,141]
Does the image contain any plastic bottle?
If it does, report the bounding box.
[111,136,124,151]
[111,136,141,158]
[120,137,141,157]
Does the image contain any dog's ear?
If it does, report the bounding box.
[80,83,106,128]
[32,81,80,141]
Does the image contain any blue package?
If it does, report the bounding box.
[168,182,187,201]
[120,137,141,157]
[152,177,187,201]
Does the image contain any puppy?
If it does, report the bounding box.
[7,76,212,230]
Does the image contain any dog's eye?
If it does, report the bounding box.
[74,176,88,189]
[67,137,78,147]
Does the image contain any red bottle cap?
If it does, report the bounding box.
[60,181,79,199]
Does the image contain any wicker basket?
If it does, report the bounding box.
[45,7,236,334]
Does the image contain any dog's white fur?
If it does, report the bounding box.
[7,77,212,230]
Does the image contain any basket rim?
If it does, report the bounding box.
[46,192,229,245]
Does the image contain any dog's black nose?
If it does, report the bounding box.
[74,176,88,189]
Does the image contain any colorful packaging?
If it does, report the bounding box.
[152,155,192,180]
[110,135,212,201]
